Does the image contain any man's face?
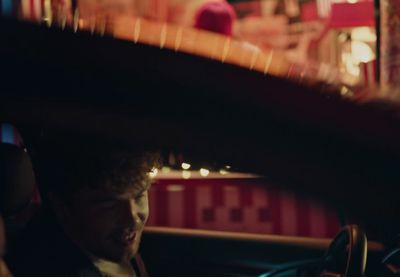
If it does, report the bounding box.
[0,216,12,277]
[65,186,149,263]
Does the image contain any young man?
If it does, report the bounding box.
[0,216,12,277]
[7,141,159,277]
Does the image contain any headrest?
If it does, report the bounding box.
[0,128,35,216]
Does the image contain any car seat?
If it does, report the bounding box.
[0,123,36,245]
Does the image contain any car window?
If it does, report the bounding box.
[147,167,340,238]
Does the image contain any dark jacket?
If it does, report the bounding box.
[6,210,147,277]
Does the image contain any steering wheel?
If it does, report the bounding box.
[259,225,367,277]
[320,225,367,277]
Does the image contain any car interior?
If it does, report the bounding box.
[1,12,400,277]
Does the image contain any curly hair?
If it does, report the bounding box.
[32,140,161,203]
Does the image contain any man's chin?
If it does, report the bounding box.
[122,245,138,261]
[110,243,138,262]
[90,237,140,263]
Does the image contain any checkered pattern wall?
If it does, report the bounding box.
[147,179,340,238]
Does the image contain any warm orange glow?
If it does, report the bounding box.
[44,0,52,27]
[148,168,158,178]
[181,163,191,170]
[221,38,231,63]
[174,27,182,52]
[219,169,229,175]
[264,50,274,75]
[182,170,191,179]
[200,168,210,177]
[351,41,374,63]
[133,18,141,43]
[111,16,290,78]
[160,23,167,49]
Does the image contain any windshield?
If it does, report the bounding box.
[1,0,378,92]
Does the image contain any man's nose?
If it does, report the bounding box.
[120,199,142,227]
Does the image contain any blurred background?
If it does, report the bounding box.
[0,0,380,91]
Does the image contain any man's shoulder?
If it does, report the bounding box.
[7,238,102,277]
[6,211,102,277]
